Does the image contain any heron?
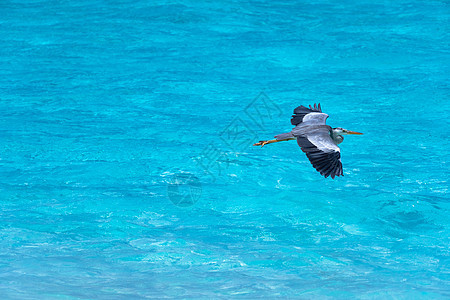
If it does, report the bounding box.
[253,104,363,179]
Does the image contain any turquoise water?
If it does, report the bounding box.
[1,0,449,298]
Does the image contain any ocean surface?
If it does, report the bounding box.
[0,0,449,298]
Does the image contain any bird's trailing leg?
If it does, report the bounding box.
[253,138,295,147]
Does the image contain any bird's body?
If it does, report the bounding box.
[253,104,362,179]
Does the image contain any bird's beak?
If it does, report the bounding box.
[346,130,363,135]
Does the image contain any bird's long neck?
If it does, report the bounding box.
[331,130,344,145]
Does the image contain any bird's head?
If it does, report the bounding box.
[332,127,363,136]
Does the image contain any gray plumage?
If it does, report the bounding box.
[278,104,343,179]
[255,103,362,178]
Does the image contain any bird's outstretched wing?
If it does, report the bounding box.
[291,103,328,126]
[296,126,343,179]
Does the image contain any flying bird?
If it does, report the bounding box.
[253,104,363,179]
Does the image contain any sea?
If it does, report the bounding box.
[0,0,449,298]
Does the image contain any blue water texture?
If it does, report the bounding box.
[1,0,449,298]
